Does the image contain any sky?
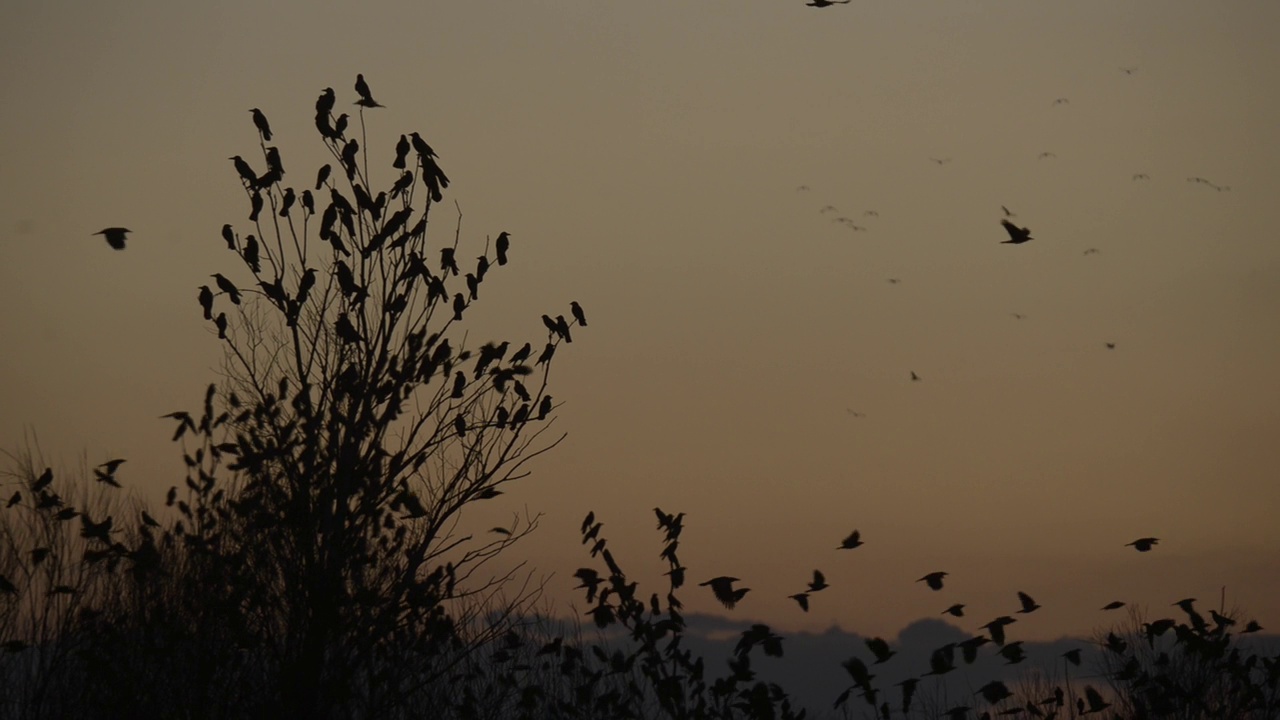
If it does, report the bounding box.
[1,0,1278,643]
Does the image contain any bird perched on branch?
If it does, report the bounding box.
[354,73,383,108]
[94,228,130,250]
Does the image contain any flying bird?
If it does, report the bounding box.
[1133,173,1150,180]
[1000,219,1033,244]
[865,637,896,664]
[1105,342,1116,349]
[1016,591,1040,614]
[1038,152,1057,159]
[1052,98,1069,106]
[838,529,863,549]
[807,570,828,592]
[929,157,951,165]
[788,592,810,612]
[1102,601,1126,610]
[198,286,214,320]
[943,604,965,618]
[805,0,851,6]
[94,227,130,250]
[910,371,921,382]
[700,576,750,609]
[1001,205,1016,218]
[1126,537,1158,552]
[917,572,947,591]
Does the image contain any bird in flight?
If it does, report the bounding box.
[1126,537,1159,552]
[700,576,750,609]
[1133,173,1150,180]
[917,571,947,591]
[1038,152,1057,160]
[1001,205,1016,218]
[845,409,865,418]
[1052,98,1070,106]
[788,592,810,612]
[94,227,130,250]
[1083,247,1100,255]
[910,371,921,382]
[838,529,864,549]
[1000,219,1033,244]
[1011,313,1026,320]
[806,0,851,6]
[929,157,951,165]
[1016,591,1040,614]
[1120,66,1139,75]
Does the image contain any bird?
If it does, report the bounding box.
[98,459,126,474]
[807,570,828,592]
[220,224,236,250]
[141,510,160,527]
[1083,247,1101,255]
[865,637,896,664]
[1126,537,1159,552]
[1001,205,1017,218]
[910,371,921,382]
[215,313,227,339]
[929,157,951,165]
[211,274,242,304]
[805,0,851,6]
[570,301,588,327]
[1016,591,1040,613]
[897,679,919,715]
[838,529,863,549]
[198,286,214,320]
[315,164,332,190]
[509,342,532,366]
[917,572,947,591]
[982,616,1018,645]
[538,395,553,421]
[94,227,130,250]
[393,135,411,170]
[788,592,809,612]
[354,73,383,108]
[977,680,1012,704]
[316,87,336,115]
[1102,601,1126,610]
[1038,152,1057,159]
[1105,342,1116,349]
[452,293,466,321]
[1011,313,1026,320]
[230,156,258,185]
[1133,173,1150,180]
[6,492,19,508]
[1052,97,1069,106]
[1063,648,1082,666]
[942,604,965,617]
[1000,219,1033,244]
[250,108,272,141]
[700,576,749,609]
[1082,686,1111,714]
[495,231,510,265]
[1120,66,1138,75]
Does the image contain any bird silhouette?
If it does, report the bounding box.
[1102,600,1126,610]
[1001,205,1016,218]
[1126,537,1159,552]
[1052,97,1069,106]
[982,616,1017,645]
[316,164,332,190]
[865,637,896,664]
[1000,219,1033,244]
[393,134,410,170]
[807,570,828,592]
[495,231,510,265]
[141,510,160,527]
[250,108,272,141]
[1083,247,1100,255]
[215,313,228,339]
[316,87,336,115]
[700,576,749,609]
[1016,591,1040,614]
[354,73,383,108]
[452,294,466,321]
[94,227,130,250]
[211,274,242,304]
[805,0,851,6]
[570,301,588,327]
[838,529,863,549]
[977,680,1012,704]
[1063,648,1082,666]
[788,592,809,612]
[5,492,18,508]
[943,603,965,617]
[1038,152,1057,160]
[1105,342,1116,349]
[929,157,951,165]
[1083,686,1111,713]
[910,371,921,382]
[509,342,532,365]
[1133,173,1150,180]
[897,679,919,715]
[917,572,947,590]
[198,286,214,320]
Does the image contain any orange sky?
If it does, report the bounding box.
[1,0,1277,641]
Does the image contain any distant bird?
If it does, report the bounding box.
[929,157,951,165]
[1016,591,1040,614]
[789,592,810,612]
[495,231,511,265]
[897,678,919,715]
[819,205,837,214]
[910,371,921,382]
[1052,98,1069,106]
[198,286,214,320]
[1082,686,1111,714]
[1001,205,1016,218]
[887,278,900,284]
[838,529,863,549]
[700,576,749,609]
[917,572,947,591]
[943,603,965,618]
[1105,342,1116,349]
[230,155,257,185]
[1120,66,1138,75]
[865,637,896,664]
[845,409,865,418]
[1133,173,1150,180]
[863,210,879,217]
[1102,600,1126,610]
[354,73,383,108]
[509,342,532,365]
[250,108,272,141]
[1126,537,1159,552]
[211,274,242,304]
[94,227,130,250]
[570,301,588,327]
[1000,219,1033,244]
[1038,152,1057,159]
[807,570,828,592]
[1083,247,1100,255]
[141,510,160,527]
[1011,313,1026,320]
[1063,648,1083,666]
[805,0,851,6]
[977,680,1012,704]
[796,185,810,191]
[982,616,1018,645]
[393,134,411,170]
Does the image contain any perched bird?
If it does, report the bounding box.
[211,274,242,304]
[335,314,362,344]
[316,164,332,190]
[838,529,863,549]
[1016,591,1041,614]
[509,342,532,365]
[354,73,383,108]
[393,134,411,170]
[1063,648,1082,666]
[141,510,160,527]
[943,604,965,618]
[1001,205,1016,218]
[198,286,214,320]
[452,293,466,321]
[977,680,1012,704]
[316,87,336,116]
[1000,219,1033,244]
[250,108,272,141]
[917,572,947,591]
[495,231,510,265]
[807,570,828,592]
[215,313,228,339]
[1105,342,1116,349]
[230,156,258,185]
[1127,537,1158,552]
[700,576,749,609]
[94,227,130,250]
[1052,97,1069,106]
[221,224,236,249]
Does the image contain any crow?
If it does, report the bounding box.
[838,529,863,549]
[452,293,465,321]
[788,592,809,611]
[440,247,459,276]
[982,616,1017,645]
[700,576,749,609]
[1052,97,1069,106]
[211,274,242,304]
[1102,601,1126,610]
[94,227,130,250]
[570,301,588,327]
[538,395,553,420]
[393,135,411,170]
[806,0,851,7]
[917,572,947,591]
[250,108,272,141]
[865,637,896,664]
[1126,537,1158,552]
[243,234,260,273]
[141,510,160,527]
[1063,648,1082,666]
[354,73,383,108]
[1105,342,1116,349]
[1083,686,1111,714]
[496,231,510,265]
[1000,219,1033,244]
[807,570,828,592]
[335,315,362,344]
[316,164,332,190]
[198,286,214,320]
[214,313,227,339]
[1016,591,1040,614]
[509,342,532,365]
[910,371,921,382]
[943,604,965,617]
[977,680,1012,704]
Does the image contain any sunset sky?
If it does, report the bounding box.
[1,0,1277,643]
